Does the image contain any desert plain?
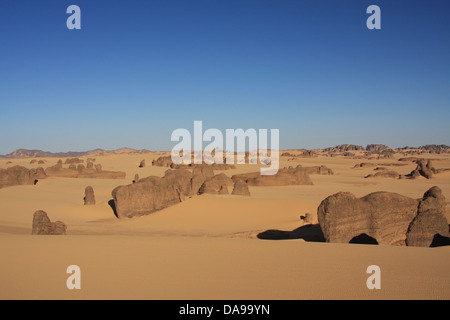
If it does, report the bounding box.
[0,148,449,300]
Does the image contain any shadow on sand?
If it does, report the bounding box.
[108,199,119,219]
[257,224,325,242]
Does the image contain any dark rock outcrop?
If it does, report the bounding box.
[32,210,67,235]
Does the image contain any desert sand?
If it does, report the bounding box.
[0,151,449,299]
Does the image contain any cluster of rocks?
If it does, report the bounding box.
[152,155,236,170]
[46,160,125,179]
[32,210,67,235]
[303,165,334,175]
[0,165,46,189]
[317,186,449,247]
[111,166,252,219]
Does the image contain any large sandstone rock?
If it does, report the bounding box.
[152,156,173,167]
[231,165,312,186]
[0,166,46,189]
[84,186,96,205]
[406,187,450,247]
[112,169,192,219]
[32,210,67,235]
[198,173,234,195]
[404,159,435,179]
[318,187,449,247]
[231,181,250,196]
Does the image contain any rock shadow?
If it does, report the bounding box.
[108,199,119,219]
[257,224,325,242]
[349,233,379,245]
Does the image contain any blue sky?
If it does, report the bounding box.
[0,0,449,153]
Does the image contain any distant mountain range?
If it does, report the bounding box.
[1,144,448,159]
[0,148,153,159]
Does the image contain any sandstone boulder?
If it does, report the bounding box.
[139,159,146,168]
[318,187,449,247]
[0,166,47,189]
[32,210,66,235]
[231,181,250,196]
[406,187,450,247]
[405,159,435,179]
[198,173,234,195]
[84,186,96,205]
[111,169,192,219]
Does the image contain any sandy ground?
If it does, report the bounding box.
[0,152,449,299]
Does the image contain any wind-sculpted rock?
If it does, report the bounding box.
[0,166,46,189]
[365,170,400,179]
[198,173,234,195]
[405,159,435,179]
[406,187,450,247]
[304,165,334,175]
[84,186,96,205]
[317,187,449,247]
[231,165,312,186]
[32,210,66,235]
[111,169,192,219]
[231,181,250,196]
[152,156,173,167]
[139,159,146,168]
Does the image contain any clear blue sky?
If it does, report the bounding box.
[0,0,449,153]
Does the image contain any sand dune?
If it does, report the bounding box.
[0,152,449,299]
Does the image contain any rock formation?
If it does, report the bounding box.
[231,181,251,196]
[152,156,173,167]
[139,159,146,168]
[0,166,47,189]
[84,186,96,205]
[304,165,334,175]
[46,163,125,179]
[231,165,313,186]
[365,170,400,179]
[406,187,450,247]
[32,210,67,235]
[65,158,84,165]
[133,174,139,183]
[198,173,234,195]
[317,187,449,247]
[404,159,436,179]
[111,169,193,219]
